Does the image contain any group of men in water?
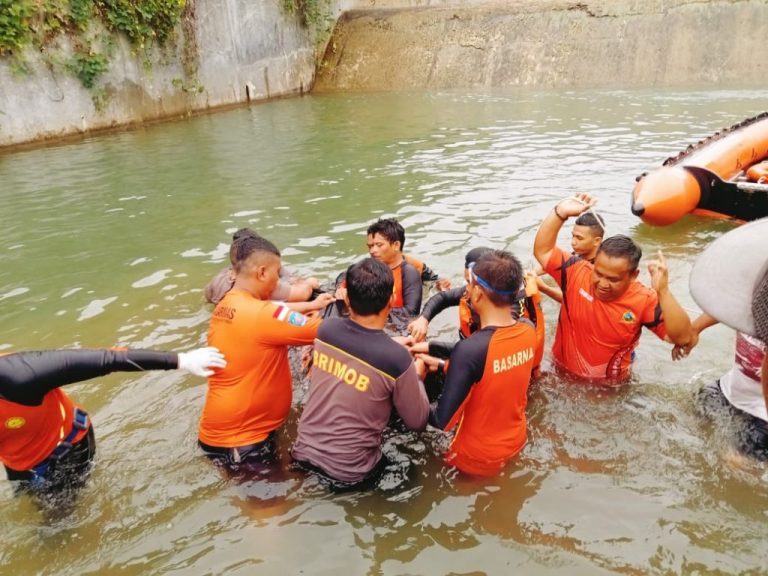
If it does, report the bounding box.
[2,194,767,503]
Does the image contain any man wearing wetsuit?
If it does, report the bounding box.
[291,258,429,489]
[414,250,537,476]
[200,234,322,468]
[408,247,545,376]
[1,347,224,493]
[366,218,423,317]
[533,193,691,383]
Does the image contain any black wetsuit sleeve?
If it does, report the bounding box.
[0,349,179,406]
[429,329,492,429]
[420,263,439,283]
[428,340,456,359]
[420,287,465,321]
[401,264,423,317]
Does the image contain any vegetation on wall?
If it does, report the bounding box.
[0,0,190,103]
[281,0,333,39]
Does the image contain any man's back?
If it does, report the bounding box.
[201,288,320,447]
[292,317,428,484]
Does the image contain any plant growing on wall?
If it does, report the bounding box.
[0,0,191,102]
[281,0,333,38]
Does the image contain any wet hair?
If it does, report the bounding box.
[596,235,642,271]
[471,250,523,306]
[232,235,280,273]
[574,212,606,238]
[464,246,494,269]
[367,218,405,249]
[229,228,261,265]
[346,258,395,316]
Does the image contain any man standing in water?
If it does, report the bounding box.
[414,250,537,476]
[537,210,606,303]
[675,218,768,459]
[200,234,322,469]
[291,258,429,490]
[533,192,691,382]
[1,346,225,499]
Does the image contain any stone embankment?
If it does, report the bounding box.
[315,0,768,91]
[1,0,765,148]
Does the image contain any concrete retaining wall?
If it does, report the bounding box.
[1,0,765,148]
[315,0,768,91]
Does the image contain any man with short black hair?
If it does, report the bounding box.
[365,218,423,316]
[414,250,537,476]
[291,258,429,489]
[200,234,322,469]
[533,192,691,382]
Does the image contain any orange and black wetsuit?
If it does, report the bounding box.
[430,321,536,476]
[419,285,544,375]
[404,254,440,285]
[0,349,179,489]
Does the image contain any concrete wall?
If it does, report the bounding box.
[1,0,765,148]
[315,0,768,91]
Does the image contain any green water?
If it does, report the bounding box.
[1,88,767,575]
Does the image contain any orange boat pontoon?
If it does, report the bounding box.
[631,113,768,226]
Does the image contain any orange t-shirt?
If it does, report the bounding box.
[200,288,321,447]
[0,389,84,471]
[545,247,667,382]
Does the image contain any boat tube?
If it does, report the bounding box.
[631,113,768,226]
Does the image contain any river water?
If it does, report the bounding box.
[1,88,767,575]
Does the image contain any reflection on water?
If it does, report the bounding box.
[1,88,768,574]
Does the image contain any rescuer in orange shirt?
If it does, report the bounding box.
[199,234,324,469]
[533,192,692,383]
[412,250,537,476]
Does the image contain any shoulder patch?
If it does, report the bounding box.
[287,311,307,326]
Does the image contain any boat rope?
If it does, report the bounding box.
[661,112,768,167]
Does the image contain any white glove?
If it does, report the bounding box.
[177,346,227,377]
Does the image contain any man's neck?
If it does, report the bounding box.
[385,254,404,269]
[349,310,388,330]
[233,278,265,300]
[479,305,516,330]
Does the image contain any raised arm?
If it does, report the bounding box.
[533,193,595,269]
[647,250,692,346]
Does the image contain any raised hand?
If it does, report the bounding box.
[557,192,597,218]
[647,249,669,294]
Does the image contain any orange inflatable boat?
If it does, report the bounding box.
[631,113,768,226]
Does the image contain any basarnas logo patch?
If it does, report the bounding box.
[622,311,636,323]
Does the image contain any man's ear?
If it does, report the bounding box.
[393,240,402,252]
[255,264,268,281]
[630,268,640,280]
